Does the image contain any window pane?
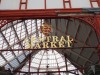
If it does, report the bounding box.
[0,56,6,66]
[2,51,14,61]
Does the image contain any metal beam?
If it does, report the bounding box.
[0,47,98,51]
[83,8,100,13]
[0,9,99,19]
[14,69,80,74]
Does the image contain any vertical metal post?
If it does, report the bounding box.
[19,0,28,10]
[63,0,65,9]
[44,0,46,9]
[64,54,68,75]
[28,53,31,75]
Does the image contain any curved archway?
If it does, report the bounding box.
[0,18,99,75]
[47,18,99,71]
[73,16,100,38]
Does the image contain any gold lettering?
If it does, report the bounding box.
[24,35,74,49]
[59,41,65,48]
[43,42,49,48]
[38,37,44,42]
[46,36,51,42]
[24,38,31,49]
[50,42,57,48]
[52,36,59,42]
[60,36,67,43]
[31,36,36,48]
[34,43,41,49]
[67,36,73,47]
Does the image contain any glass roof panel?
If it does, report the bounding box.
[25,51,30,56]
[0,55,6,66]
[10,59,19,68]
[2,27,18,46]
[31,63,39,68]
[14,22,26,39]
[2,51,14,61]
[5,64,11,70]
[12,44,21,49]
[22,50,67,72]
[21,66,28,72]
[20,48,80,74]
[25,21,36,35]
[18,54,26,62]
[0,34,8,49]
[14,51,23,56]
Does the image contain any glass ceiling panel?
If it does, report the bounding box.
[34,53,42,59]
[14,51,23,56]
[5,64,11,70]
[2,27,18,46]
[0,55,6,66]
[21,66,28,72]
[32,59,41,64]
[68,64,76,70]
[31,63,39,68]
[14,22,26,39]
[25,51,30,56]
[25,21,36,35]
[0,34,8,49]
[10,59,19,68]
[12,44,21,49]
[2,51,14,61]
[18,54,26,62]
[21,49,79,74]
[22,50,67,72]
